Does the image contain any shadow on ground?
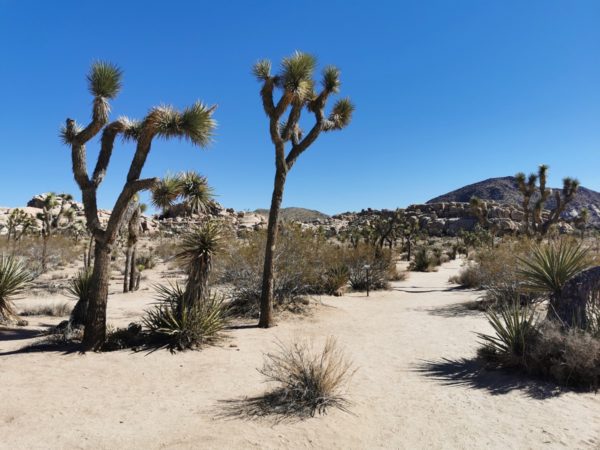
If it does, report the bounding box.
[217,390,351,424]
[0,327,44,342]
[415,358,563,399]
[426,301,485,318]
[393,285,471,294]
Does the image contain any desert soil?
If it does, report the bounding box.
[1,259,599,449]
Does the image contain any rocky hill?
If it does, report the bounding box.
[428,176,600,225]
[253,207,330,222]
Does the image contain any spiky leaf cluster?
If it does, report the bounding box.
[145,102,216,147]
[87,61,123,99]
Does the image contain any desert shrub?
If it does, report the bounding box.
[222,226,350,316]
[477,303,600,390]
[477,302,538,368]
[528,321,600,389]
[142,283,229,351]
[448,262,483,288]
[322,265,350,296]
[20,302,71,317]
[450,237,543,308]
[0,235,83,275]
[258,337,354,417]
[346,244,394,291]
[409,247,436,272]
[136,253,157,271]
[66,269,93,327]
[0,255,33,323]
[42,321,84,345]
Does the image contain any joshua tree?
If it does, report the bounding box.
[36,193,76,272]
[61,61,216,350]
[253,51,354,327]
[400,216,420,261]
[6,209,36,242]
[515,165,579,236]
[123,199,146,293]
[370,210,404,249]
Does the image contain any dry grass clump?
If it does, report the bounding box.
[19,302,71,317]
[252,337,354,418]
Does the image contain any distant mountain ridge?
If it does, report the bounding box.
[253,207,330,222]
[427,176,600,225]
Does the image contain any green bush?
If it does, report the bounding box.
[346,244,394,291]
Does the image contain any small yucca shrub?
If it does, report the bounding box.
[258,337,354,417]
[142,283,229,351]
[477,302,538,368]
[66,269,93,327]
[0,255,33,323]
[518,239,590,298]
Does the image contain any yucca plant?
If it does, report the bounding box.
[142,283,229,351]
[176,221,222,310]
[258,337,354,417]
[151,174,184,214]
[0,256,33,323]
[66,269,93,327]
[477,302,538,368]
[180,170,214,216]
[518,240,590,322]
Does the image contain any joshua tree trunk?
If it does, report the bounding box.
[123,247,132,293]
[41,233,49,272]
[253,52,354,329]
[129,244,137,292]
[259,169,286,328]
[81,242,112,349]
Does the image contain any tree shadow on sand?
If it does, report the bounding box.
[426,301,485,318]
[415,358,563,399]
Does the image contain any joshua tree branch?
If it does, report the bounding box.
[105,178,158,241]
[76,97,109,143]
[92,120,128,186]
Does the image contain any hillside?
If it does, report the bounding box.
[427,176,600,225]
[254,207,330,222]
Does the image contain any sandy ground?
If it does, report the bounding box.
[1,259,600,449]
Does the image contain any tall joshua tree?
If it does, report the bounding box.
[253,51,354,327]
[515,165,579,236]
[61,61,216,350]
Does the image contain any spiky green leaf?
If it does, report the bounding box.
[87,61,123,99]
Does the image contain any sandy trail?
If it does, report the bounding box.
[1,259,599,449]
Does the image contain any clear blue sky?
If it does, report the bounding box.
[1,0,598,214]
